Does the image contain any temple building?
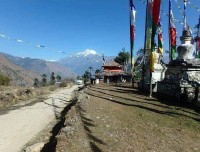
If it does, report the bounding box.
[96,61,131,84]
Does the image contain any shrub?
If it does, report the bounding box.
[0,73,11,86]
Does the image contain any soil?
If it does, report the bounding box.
[0,84,77,152]
[56,84,200,152]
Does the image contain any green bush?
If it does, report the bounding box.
[0,73,11,86]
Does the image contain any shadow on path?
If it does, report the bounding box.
[85,88,200,123]
[76,103,106,152]
[41,98,77,152]
[90,85,200,116]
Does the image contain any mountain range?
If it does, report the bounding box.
[0,49,170,86]
[58,49,114,75]
[0,54,41,86]
[0,50,114,86]
[0,52,75,78]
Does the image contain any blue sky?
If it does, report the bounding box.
[0,0,199,61]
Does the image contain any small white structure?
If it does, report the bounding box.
[177,30,195,61]
[95,79,99,84]
[76,80,84,88]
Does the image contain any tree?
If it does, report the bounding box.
[77,75,81,80]
[33,78,39,87]
[41,74,47,86]
[95,69,101,74]
[134,48,144,68]
[88,67,93,79]
[134,48,144,80]
[82,70,90,83]
[56,75,62,82]
[50,72,55,85]
[114,48,130,65]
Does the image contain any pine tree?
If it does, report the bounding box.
[33,78,39,87]
[42,74,47,86]
[56,75,62,82]
[50,72,55,85]
[114,48,130,65]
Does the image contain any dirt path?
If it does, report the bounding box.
[56,84,200,152]
[0,85,77,152]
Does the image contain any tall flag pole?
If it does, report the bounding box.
[150,0,161,72]
[149,0,161,97]
[169,0,176,61]
[130,0,136,87]
[145,0,153,50]
[151,0,161,50]
[196,15,200,58]
[102,53,106,64]
[158,19,164,55]
[142,0,153,90]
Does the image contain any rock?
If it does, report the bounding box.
[24,142,45,152]
[193,148,198,151]
[63,126,75,135]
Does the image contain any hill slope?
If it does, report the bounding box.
[0,53,75,78]
[0,55,41,86]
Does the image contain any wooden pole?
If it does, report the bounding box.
[169,0,171,62]
[129,0,135,88]
[142,0,149,91]
[196,25,198,58]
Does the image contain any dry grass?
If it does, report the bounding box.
[0,82,74,111]
[56,84,200,152]
[0,86,52,111]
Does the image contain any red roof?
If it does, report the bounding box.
[104,69,123,72]
[102,61,121,67]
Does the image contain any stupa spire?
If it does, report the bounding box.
[183,0,187,30]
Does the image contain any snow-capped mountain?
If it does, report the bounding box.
[58,49,114,76]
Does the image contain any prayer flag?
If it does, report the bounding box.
[169,0,176,60]
[146,0,153,49]
[130,0,136,69]
[197,15,200,58]
[151,0,161,49]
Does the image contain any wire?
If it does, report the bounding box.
[0,33,65,54]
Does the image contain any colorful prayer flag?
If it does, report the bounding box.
[130,0,136,69]
[169,0,176,60]
[150,51,156,72]
[158,30,163,55]
[146,0,153,49]
[151,0,161,49]
[197,38,200,58]
[197,15,200,58]
[150,0,161,72]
